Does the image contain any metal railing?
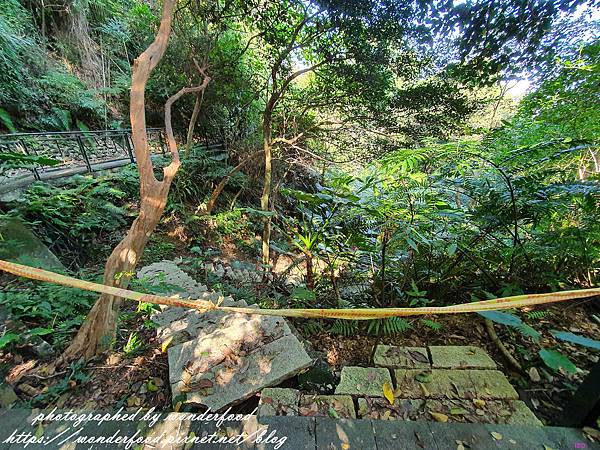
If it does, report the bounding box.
[0,128,167,181]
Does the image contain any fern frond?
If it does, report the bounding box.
[303,321,324,335]
[330,319,359,336]
[525,310,551,320]
[420,318,442,330]
[367,317,411,336]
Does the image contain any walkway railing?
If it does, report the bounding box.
[0,128,167,181]
[0,129,224,198]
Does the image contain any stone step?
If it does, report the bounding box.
[373,344,497,370]
[155,300,253,346]
[373,345,430,369]
[137,260,208,299]
[170,332,312,411]
[138,259,314,413]
[258,388,301,416]
[357,397,541,425]
[334,366,394,397]
[0,410,595,450]
[299,394,356,419]
[429,345,497,369]
[393,368,519,400]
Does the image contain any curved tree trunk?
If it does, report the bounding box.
[305,251,314,290]
[201,150,263,215]
[62,0,200,361]
[185,90,205,157]
[261,115,273,266]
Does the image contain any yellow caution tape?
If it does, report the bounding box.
[0,259,598,320]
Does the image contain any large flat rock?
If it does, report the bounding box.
[171,333,312,411]
[138,260,226,301]
[0,217,65,270]
[154,300,252,345]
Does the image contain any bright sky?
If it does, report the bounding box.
[506,79,531,98]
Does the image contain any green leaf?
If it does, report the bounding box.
[420,319,442,330]
[446,243,457,256]
[327,407,339,419]
[290,287,316,301]
[406,237,418,251]
[478,311,522,327]
[0,152,60,166]
[415,372,432,383]
[550,330,600,350]
[0,333,20,349]
[0,108,17,133]
[240,207,275,217]
[515,324,541,341]
[538,349,577,374]
[29,327,53,336]
[146,380,159,392]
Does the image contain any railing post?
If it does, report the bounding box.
[20,139,41,181]
[123,133,135,163]
[76,135,93,173]
[158,130,166,156]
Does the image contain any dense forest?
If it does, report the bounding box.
[0,0,599,434]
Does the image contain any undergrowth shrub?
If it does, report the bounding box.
[0,281,98,348]
[5,174,134,265]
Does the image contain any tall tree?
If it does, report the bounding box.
[63,0,210,360]
[248,0,419,265]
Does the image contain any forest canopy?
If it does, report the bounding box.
[0,0,599,428]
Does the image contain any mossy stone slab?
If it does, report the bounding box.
[299,394,356,419]
[357,397,427,420]
[467,370,518,400]
[334,366,392,397]
[393,369,429,398]
[373,345,430,369]
[429,346,496,369]
[394,369,475,399]
[258,388,300,417]
[506,400,543,426]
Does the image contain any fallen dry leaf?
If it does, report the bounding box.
[528,367,541,382]
[491,431,503,441]
[6,360,37,384]
[430,412,449,423]
[383,381,394,405]
[161,336,173,353]
[583,427,600,440]
[473,399,486,408]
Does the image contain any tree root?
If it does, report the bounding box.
[484,318,524,373]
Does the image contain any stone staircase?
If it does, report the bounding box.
[137,260,312,412]
[258,345,542,426]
